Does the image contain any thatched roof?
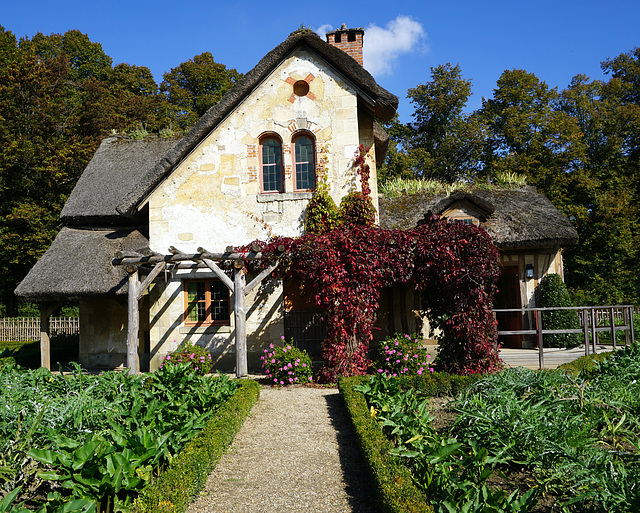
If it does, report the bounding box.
[379,186,579,249]
[116,30,398,218]
[61,135,181,226]
[15,228,149,301]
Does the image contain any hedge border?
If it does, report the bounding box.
[132,378,260,513]
[338,372,481,513]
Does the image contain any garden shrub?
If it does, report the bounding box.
[260,338,313,385]
[339,376,432,513]
[304,181,339,235]
[538,274,581,348]
[374,334,434,377]
[160,341,213,375]
[133,379,260,513]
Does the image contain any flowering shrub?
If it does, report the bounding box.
[161,341,213,376]
[375,334,434,377]
[261,338,313,385]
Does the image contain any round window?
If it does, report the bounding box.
[293,80,310,97]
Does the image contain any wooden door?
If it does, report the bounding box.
[495,266,523,348]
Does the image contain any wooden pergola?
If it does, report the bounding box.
[109,245,281,377]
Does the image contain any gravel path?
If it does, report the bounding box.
[186,385,379,513]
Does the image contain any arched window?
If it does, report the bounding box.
[260,135,283,193]
[292,133,316,191]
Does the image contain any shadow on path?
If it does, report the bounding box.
[325,391,380,513]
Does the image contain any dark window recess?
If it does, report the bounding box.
[284,311,325,358]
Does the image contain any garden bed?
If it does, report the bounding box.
[341,344,640,512]
[0,363,259,512]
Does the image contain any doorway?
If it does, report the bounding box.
[495,265,523,348]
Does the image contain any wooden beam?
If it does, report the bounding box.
[113,251,263,266]
[136,261,166,301]
[202,258,234,291]
[127,270,140,374]
[39,301,63,371]
[245,263,278,295]
[234,263,248,378]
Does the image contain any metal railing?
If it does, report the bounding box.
[493,305,636,369]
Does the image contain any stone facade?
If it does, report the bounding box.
[146,49,379,370]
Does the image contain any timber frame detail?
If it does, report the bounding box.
[111,245,282,377]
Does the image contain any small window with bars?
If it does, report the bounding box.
[184,279,230,326]
[293,134,316,191]
[260,137,283,192]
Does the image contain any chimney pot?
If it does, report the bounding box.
[326,24,364,67]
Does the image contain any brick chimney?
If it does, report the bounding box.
[326,24,364,66]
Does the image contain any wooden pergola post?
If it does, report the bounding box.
[115,246,281,378]
[39,301,62,370]
[234,261,248,377]
[126,266,140,374]
[125,261,166,374]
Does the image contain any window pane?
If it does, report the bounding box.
[294,136,315,190]
[211,280,230,322]
[262,138,282,192]
[187,282,206,322]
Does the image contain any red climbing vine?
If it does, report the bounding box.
[242,145,502,380]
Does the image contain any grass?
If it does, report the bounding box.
[378,174,527,198]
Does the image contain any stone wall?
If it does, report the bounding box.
[146,48,379,370]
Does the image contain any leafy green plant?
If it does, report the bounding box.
[537,273,581,348]
[261,338,313,385]
[356,375,538,512]
[160,341,213,376]
[374,333,434,377]
[1,363,238,511]
[304,181,339,235]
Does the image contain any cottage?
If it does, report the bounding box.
[378,187,579,348]
[15,26,398,373]
[16,27,579,371]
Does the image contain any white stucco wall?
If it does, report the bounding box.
[146,48,379,370]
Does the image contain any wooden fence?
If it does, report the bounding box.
[0,317,79,342]
[493,305,637,369]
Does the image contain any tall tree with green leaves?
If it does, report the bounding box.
[478,69,584,205]
[404,63,485,182]
[160,52,242,129]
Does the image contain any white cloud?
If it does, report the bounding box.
[315,24,333,41]
[315,17,426,76]
[364,16,426,76]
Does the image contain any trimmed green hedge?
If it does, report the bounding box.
[557,350,614,376]
[132,378,260,513]
[339,376,429,513]
[338,373,481,513]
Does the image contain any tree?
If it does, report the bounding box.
[0,47,91,312]
[556,74,638,304]
[160,52,242,129]
[405,63,485,181]
[478,69,584,204]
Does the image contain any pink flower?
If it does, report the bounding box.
[377,369,383,373]
[417,369,423,375]
[287,346,292,350]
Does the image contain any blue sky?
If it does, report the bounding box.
[3,0,639,122]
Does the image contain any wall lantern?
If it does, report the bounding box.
[525,263,535,280]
